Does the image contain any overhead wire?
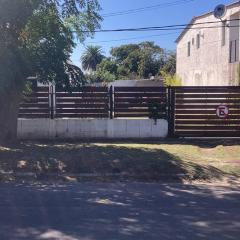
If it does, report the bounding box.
[72,19,240,33]
[102,0,195,17]
[86,32,180,44]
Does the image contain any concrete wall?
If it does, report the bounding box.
[17,119,168,140]
[176,4,240,86]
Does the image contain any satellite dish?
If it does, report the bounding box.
[214,4,227,19]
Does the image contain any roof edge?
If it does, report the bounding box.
[175,1,240,43]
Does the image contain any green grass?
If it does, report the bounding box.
[0,140,240,182]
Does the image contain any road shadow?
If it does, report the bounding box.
[0,182,239,240]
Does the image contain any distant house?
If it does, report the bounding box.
[176,1,240,86]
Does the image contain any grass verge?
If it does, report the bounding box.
[0,139,240,183]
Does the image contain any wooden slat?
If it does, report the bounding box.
[176,99,240,104]
[176,120,240,125]
[175,105,240,109]
[56,108,108,113]
[20,103,49,108]
[56,98,108,103]
[56,93,108,97]
[175,115,240,120]
[18,114,50,118]
[56,87,108,92]
[19,108,49,114]
[115,87,166,92]
[175,125,240,130]
[25,93,49,98]
[22,98,49,104]
[115,93,166,98]
[115,103,166,108]
[56,93,108,98]
[35,86,49,91]
[175,88,240,93]
[115,98,166,103]
[55,113,108,118]
[176,93,240,98]
[56,103,107,108]
[115,109,154,113]
[115,102,166,107]
[175,109,240,114]
[175,131,240,137]
[114,113,166,118]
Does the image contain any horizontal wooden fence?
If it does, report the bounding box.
[19,86,50,118]
[173,86,240,137]
[114,87,167,118]
[19,85,240,138]
[19,86,168,119]
[55,87,109,118]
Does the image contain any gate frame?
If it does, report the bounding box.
[171,86,240,138]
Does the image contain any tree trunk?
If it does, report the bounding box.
[0,87,21,145]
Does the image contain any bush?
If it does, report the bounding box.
[148,100,166,124]
[160,71,181,87]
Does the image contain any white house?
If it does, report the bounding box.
[176,1,240,86]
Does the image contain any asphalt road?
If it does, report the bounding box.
[0,182,239,240]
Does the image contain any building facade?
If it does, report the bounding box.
[176,2,240,86]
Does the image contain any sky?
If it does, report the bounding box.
[71,0,236,67]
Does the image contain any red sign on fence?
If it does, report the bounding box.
[216,105,229,118]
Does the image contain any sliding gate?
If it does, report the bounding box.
[172,87,240,137]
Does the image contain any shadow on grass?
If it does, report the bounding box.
[0,142,226,182]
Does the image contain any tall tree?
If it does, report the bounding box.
[110,42,165,79]
[137,42,164,78]
[0,0,102,143]
[161,52,176,76]
[81,45,105,72]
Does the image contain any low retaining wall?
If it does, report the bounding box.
[17,119,168,140]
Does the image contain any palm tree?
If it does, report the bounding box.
[81,45,104,72]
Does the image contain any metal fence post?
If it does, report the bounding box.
[109,85,114,119]
[50,85,54,119]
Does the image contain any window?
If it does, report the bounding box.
[230,40,239,63]
[187,41,191,57]
[222,21,226,46]
[196,34,200,49]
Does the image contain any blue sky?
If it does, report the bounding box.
[71,0,235,67]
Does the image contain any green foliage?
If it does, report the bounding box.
[161,52,176,76]
[237,64,240,86]
[148,101,166,123]
[137,42,164,78]
[0,0,102,141]
[161,71,181,87]
[110,44,140,62]
[23,4,74,86]
[0,0,37,93]
[81,45,105,71]
[63,1,102,42]
[97,58,118,74]
[87,41,175,83]
[111,41,164,79]
[86,70,116,84]
[0,0,102,92]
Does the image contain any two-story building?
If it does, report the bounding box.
[176,1,240,86]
